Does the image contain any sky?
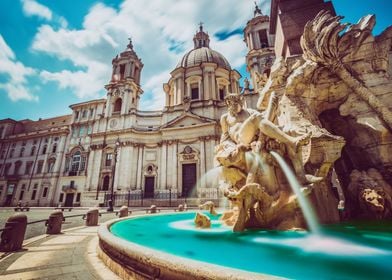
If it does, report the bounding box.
[0,0,390,121]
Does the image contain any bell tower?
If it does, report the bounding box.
[105,38,144,117]
[244,2,275,93]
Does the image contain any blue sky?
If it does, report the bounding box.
[0,0,390,121]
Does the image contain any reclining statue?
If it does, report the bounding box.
[215,92,320,231]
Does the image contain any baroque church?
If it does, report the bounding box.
[0,1,326,207]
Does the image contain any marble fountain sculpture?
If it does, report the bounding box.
[98,12,392,279]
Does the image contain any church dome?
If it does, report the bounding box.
[175,24,231,70]
[176,47,231,70]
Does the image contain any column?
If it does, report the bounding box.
[114,147,121,189]
[172,140,178,190]
[198,79,203,100]
[179,77,184,102]
[136,145,143,189]
[249,33,254,50]
[122,91,129,115]
[160,142,167,189]
[53,135,66,173]
[211,73,216,100]
[87,149,95,190]
[186,81,191,98]
[199,138,206,190]
[203,70,209,100]
[105,96,111,117]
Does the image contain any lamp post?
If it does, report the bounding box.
[108,138,120,212]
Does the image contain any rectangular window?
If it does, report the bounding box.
[4,163,11,175]
[89,108,94,117]
[258,29,269,48]
[76,193,81,202]
[31,190,37,200]
[14,162,22,175]
[19,190,24,201]
[120,64,125,79]
[82,110,87,118]
[191,87,199,100]
[72,127,78,137]
[25,161,33,175]
[219,88,225,100]
[79,126,86,136]
[0,150,5,159]
[36,160,44,174]
[59,193,64,202]
[42,187,48,198]
[105,153,113,166]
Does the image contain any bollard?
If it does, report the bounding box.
[83,208,100,226]
[149,205,157,214]
[45,210,64,234]
[118,205,130,218]
[0,214,27,252]
[107,199,113,212]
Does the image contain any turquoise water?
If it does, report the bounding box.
[110,212,392,279]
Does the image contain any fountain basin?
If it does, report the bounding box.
[98,212,392,280]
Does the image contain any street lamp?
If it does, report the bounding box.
[108,138,120,212]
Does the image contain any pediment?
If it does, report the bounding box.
[161,113,216,129]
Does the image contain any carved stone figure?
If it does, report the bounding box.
[347,169,392,219]
[199,201,218,215]
[194,212,211,228]
[215,93,321,231]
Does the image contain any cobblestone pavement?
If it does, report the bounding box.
[0,208,182,279]
[0,208,120,239]
[0,226,120,280]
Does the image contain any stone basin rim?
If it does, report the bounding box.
[97,212,282,280]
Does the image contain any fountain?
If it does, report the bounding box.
[98,11,392,279]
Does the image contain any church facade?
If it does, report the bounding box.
[0,6,277,207]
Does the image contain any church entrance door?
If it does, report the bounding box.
[144,177,154,198]
[182,163,196,197]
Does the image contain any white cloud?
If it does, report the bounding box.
[21,0,52,21]
[31,0,267,108]
[0,35,38,102]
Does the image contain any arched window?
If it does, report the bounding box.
[52,144,57,153]
[9,148,14,158]
[71,151,81,172]
[102,175,110,191]
[113,98,122,113]
[42,145,47,154]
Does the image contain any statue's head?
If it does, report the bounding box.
[225,93,244,115]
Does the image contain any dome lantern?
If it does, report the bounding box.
[193,22,210,49]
